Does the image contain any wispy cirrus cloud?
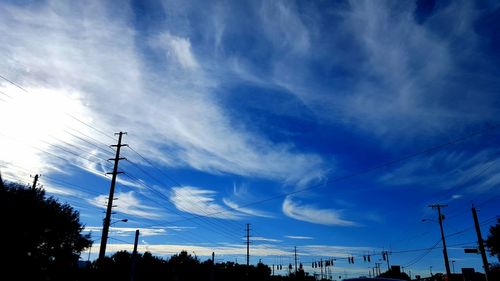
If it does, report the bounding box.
[151,32,199,70]
[379,149,500,193]
[84,226,173,237]
[282,196,357,226]
[285,235,313,240]
[222,198,273,218]
[0,0,328,191]
[245,236,282,243]
[170,186,241,220]
[105,241,372,258]
[89,191,163,220]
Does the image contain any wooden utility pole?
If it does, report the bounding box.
[472,207,490,281]
[429,204,451,277]
[98,132,127,260]
[294,246,297,275]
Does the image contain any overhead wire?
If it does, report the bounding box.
[0,74,115,141]
[137,123,500,225]
[2,73,500,261]
[121,154,246,239]
[118,170,243,244]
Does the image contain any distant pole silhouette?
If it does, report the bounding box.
[130,229,139,281]
[472,206,490,281]
[98,132,127,260]
[246,223,250,266]
[320,258,323,279]
[294,246,297,274]
[429,204,451,277]
[31,174,39,190]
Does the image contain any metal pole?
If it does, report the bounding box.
[246,223,250,266]
[130,229,139,281]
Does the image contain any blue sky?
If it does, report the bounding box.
[1,0,500,278]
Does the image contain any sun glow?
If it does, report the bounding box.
[0,84,93,181]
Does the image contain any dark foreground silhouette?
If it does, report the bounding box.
[0,180,91,280]
[2,176,500,281]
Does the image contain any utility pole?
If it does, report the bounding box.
[320,258,323,279]
[31,174,39,190]
[429,204,451,277]
[130,229,139,281]
[472,206,490,281]
[294,246,298,274]
[246,223,250,266]
[98,132,127,260]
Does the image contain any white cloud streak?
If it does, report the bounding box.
[85,226,169,237]
[105,242,372,258]
[285,235,313,240]
[223,198,273,218]
[0,0,328,191]
[170,186,241,219]
[247,236,282,243]
[88,191,163,220]
[379,149,500,193]
[282,196,357,226]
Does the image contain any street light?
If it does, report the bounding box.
[110,218,128,226]
[87,219,128,261]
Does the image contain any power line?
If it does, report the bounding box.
[122,156,246,238]
[0,73,115,141]
[120,171,243,242]
[140,124,500,224]
[0,74,29,93]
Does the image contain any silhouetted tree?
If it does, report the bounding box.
[0,180,92,280]
[486,218,500,262]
